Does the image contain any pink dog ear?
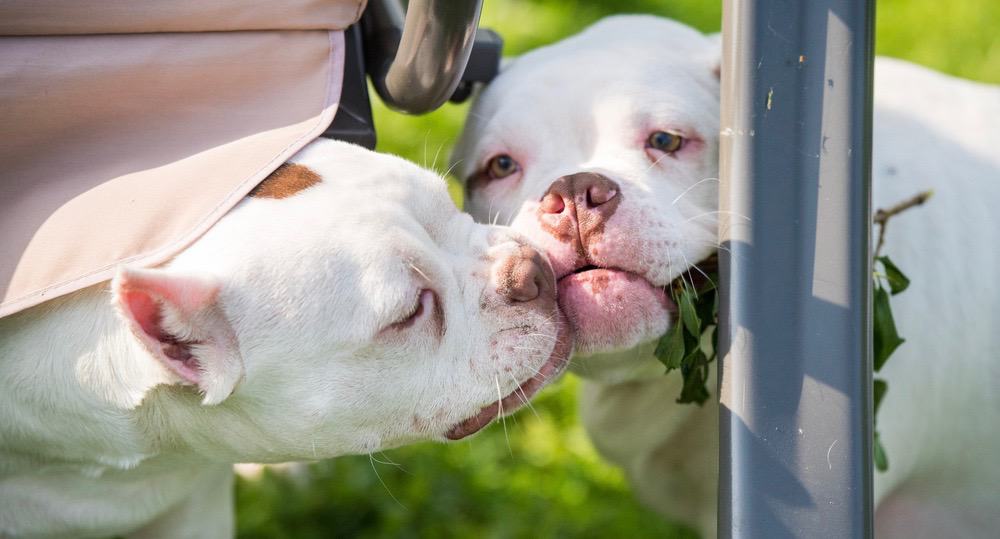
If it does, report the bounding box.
[113,267,244,405]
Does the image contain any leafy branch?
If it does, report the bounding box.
[871,189,932,471]
[653,255,719,405]
[874,190,933,258]
[653,190,932,473]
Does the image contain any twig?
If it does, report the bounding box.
[873,190,933,258]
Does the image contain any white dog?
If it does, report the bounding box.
[0,139,572,538]
[453,15,1000,538]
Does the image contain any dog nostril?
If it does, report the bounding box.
[587,184,617,207]
[502,251,548,303]
[510,281,539,302]
[540,192,566,214]
[507,264,541,302]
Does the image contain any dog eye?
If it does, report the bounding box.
[646,130,684,153]
[485,154,520,180]
[388,289,435,331]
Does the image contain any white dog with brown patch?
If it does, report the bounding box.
[0,139,572,538]
[453,15,1000,538]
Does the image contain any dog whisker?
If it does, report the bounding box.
[645,151,673,172]
[430,142,445,173]
[671,177,719,205]
[421,129,431,169]
[495,374,513,458]
[689,240,733,256]
[441,157,465,182]
[683,210,751,224]
[368,453,406,510]
[515,332,558,342]
[408,262,431,283]
[370,452,408,473]
[510,346,548,354]
[519,335,558,345]
[508,372,542,423]
[679,248,717,290]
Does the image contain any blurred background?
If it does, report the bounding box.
[236,1,1000,537]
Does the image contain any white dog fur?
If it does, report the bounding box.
[453,15,1000,538]
[0,139,572,538]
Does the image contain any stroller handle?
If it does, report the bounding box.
[363,0,484,114]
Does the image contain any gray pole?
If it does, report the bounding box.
[717,0,874,537]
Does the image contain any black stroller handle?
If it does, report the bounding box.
[363,0,484,114]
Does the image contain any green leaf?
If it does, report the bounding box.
[682,326,701,357]
[655,321,685,371]
[873,378,888,416]
[695,288,716,332]
[677,349,711,405]
[660,264,721,404]
[696,273,717,296]
[712,289,719,318]
[877,256,910,295]
[874,431,889,472]
[711,324,720,357]
[873,284,905,371]
[678,285,701,337]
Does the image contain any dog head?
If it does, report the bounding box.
[452,15,720,382]
[112,139,572,462]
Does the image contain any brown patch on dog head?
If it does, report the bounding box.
[248,163,321,199]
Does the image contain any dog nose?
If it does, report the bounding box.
[540,172,620,215]
[495,245,554,303]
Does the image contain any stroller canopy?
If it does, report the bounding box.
[0,0,364,317]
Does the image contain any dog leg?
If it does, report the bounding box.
[579,373,718,536]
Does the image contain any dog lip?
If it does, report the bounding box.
[444,310,574,441]
[558,260,629,280]
[558,263,649,287]
[569,264,600,275]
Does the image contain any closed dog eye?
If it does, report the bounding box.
[384,288,437,333]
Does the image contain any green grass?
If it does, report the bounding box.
[237,378,697,539]
[236,2,999,537]
[876,0,1000,84]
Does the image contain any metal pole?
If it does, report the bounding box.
[717,0,874,536]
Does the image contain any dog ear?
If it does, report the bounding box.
[706,32,722,80]
[113,267,244,405]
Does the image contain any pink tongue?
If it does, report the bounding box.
[557,269,672,352]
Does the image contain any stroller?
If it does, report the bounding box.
[0,0,500,317]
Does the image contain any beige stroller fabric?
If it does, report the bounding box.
[0,0,365,317]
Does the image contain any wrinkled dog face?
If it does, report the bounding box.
[114,139,571,462]
[453,16,720,378]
